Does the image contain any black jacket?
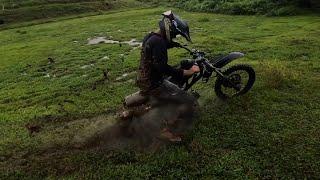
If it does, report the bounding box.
[139,33,183,89]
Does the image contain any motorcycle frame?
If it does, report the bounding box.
[182,58,223,91]
[178,46,244,91]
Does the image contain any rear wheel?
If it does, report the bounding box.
[215,64,255,99]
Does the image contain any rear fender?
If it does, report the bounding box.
[213,52,244,68]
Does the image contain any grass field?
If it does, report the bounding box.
[0,8,320,179]
[0,0,145,26]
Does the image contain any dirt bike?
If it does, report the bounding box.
[169,44,256,99]
[124,45,256,107]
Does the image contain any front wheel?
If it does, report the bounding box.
[215,64,255,99]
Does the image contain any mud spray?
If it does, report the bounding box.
[72,93,199,151]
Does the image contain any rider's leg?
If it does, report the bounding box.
[148,80,196,107]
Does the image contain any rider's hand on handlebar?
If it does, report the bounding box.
[183,65,200,76]
[191,65,200,73]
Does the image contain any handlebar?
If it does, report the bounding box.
[175,42,214,71]
[173,42,218,88]
[174,42,206,59]
[174,42,193,54]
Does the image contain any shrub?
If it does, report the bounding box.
[267,5,298,16]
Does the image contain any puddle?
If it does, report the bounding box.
[80,64,95,69]
[123,39,141,47]
[115,73,128,81]
[115,72,136,81]
[102,56,110,60]
[87,37,119,45]
[87,37,142,47]
[44,73,57,78]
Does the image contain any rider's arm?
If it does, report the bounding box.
[152,43,184,79]
[152,41,200,78]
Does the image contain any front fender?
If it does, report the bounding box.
[213,52,244,68]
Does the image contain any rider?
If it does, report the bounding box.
[124,11,200,142]
[137,10,199,95]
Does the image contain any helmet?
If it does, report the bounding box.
[159,10,191,43]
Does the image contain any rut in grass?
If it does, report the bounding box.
[72,96,199,150]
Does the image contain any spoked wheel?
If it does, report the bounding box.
[215,64,255,99]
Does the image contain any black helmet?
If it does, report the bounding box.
[159,10,191,42]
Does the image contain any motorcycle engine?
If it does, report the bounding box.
[202,67,213,82]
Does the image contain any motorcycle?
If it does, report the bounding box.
[124,45,256,107]
[169,44,256,99]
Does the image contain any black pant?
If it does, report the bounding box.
[148,80,196,106]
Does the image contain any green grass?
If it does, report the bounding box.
[138,0,320,16]
[0,8,320,178]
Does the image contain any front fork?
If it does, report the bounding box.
[213,67,225,77]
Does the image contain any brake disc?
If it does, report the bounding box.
[223,74,242,89]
